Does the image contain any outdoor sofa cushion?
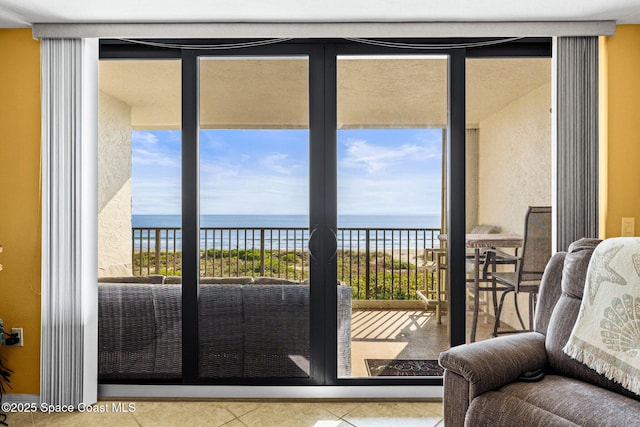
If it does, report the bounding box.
[98,281,351,379]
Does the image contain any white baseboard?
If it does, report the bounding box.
[99,385,443,400]
[1,394,39,404]
[0,387,444,403]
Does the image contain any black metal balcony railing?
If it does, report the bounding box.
[132,227,441,300]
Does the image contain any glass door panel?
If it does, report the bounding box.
[98,59,183,380]
[465,58,552,343]
[197,57,311,378]
[336,55,448,378]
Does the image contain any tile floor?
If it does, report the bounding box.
[5,307,505,426]
[4,400,444,426]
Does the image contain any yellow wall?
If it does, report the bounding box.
[0,29,41,394]
[604,25,640,238]
[0,24,637,397]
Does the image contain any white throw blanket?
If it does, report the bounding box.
[564,237,640,395]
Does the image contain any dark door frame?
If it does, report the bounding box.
[99,37,551,387]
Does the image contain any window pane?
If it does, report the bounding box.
[337,56,447,378]
[198,57,311,378]
[98,59,182,380]
[465,58,552,343]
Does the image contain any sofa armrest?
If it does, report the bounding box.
[439,332,547,398]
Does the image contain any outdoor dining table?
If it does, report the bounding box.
[438,233,523,342]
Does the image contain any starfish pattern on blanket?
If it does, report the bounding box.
[588,244,626,305]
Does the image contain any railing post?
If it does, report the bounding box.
[365,229,370,299]
[260,229,266,276]
[155,228,161,274]
[131,229,135,274]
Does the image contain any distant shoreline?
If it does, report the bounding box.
[133,214,442,229]
[131,214,443,251]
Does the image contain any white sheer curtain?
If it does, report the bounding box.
[40,38,98,406]
[555,36,599,251]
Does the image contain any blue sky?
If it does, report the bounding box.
[131,128,443,216]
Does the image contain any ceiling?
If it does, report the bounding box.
[99,57,551,129]
[1,0,640,28]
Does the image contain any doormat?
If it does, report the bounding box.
[365,359,444,377]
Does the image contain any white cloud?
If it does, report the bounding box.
[340,138,439,173]
[132,176,181,214]
[200,131,230,151]
[132,147,180,167]
[199,173,308,215]
[338,174,441,215]
[260,152,302,175]
[197,154,308,214]
[337,132,443,215]
[132,131,159,145]
[131,131,181,168]
[129,129,442,216]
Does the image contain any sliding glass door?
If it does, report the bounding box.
[98,38,551,386]
[335,55,448,378]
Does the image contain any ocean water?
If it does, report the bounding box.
[132,214,442,250]
[133,214,440,229]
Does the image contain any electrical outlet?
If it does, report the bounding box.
[9,328,23,347]
[622,218,635,237]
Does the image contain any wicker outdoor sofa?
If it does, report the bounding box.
[98,276,352,379]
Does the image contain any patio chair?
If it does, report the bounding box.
[484,206,552,336]
[419,248,448,323]
[418,224,501,324]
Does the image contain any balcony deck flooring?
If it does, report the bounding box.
[349,307,507,377]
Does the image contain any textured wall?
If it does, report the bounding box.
[478,82,552,234]
[98,91,133,275]
[466,128,479,231]
[476,82,552,329]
